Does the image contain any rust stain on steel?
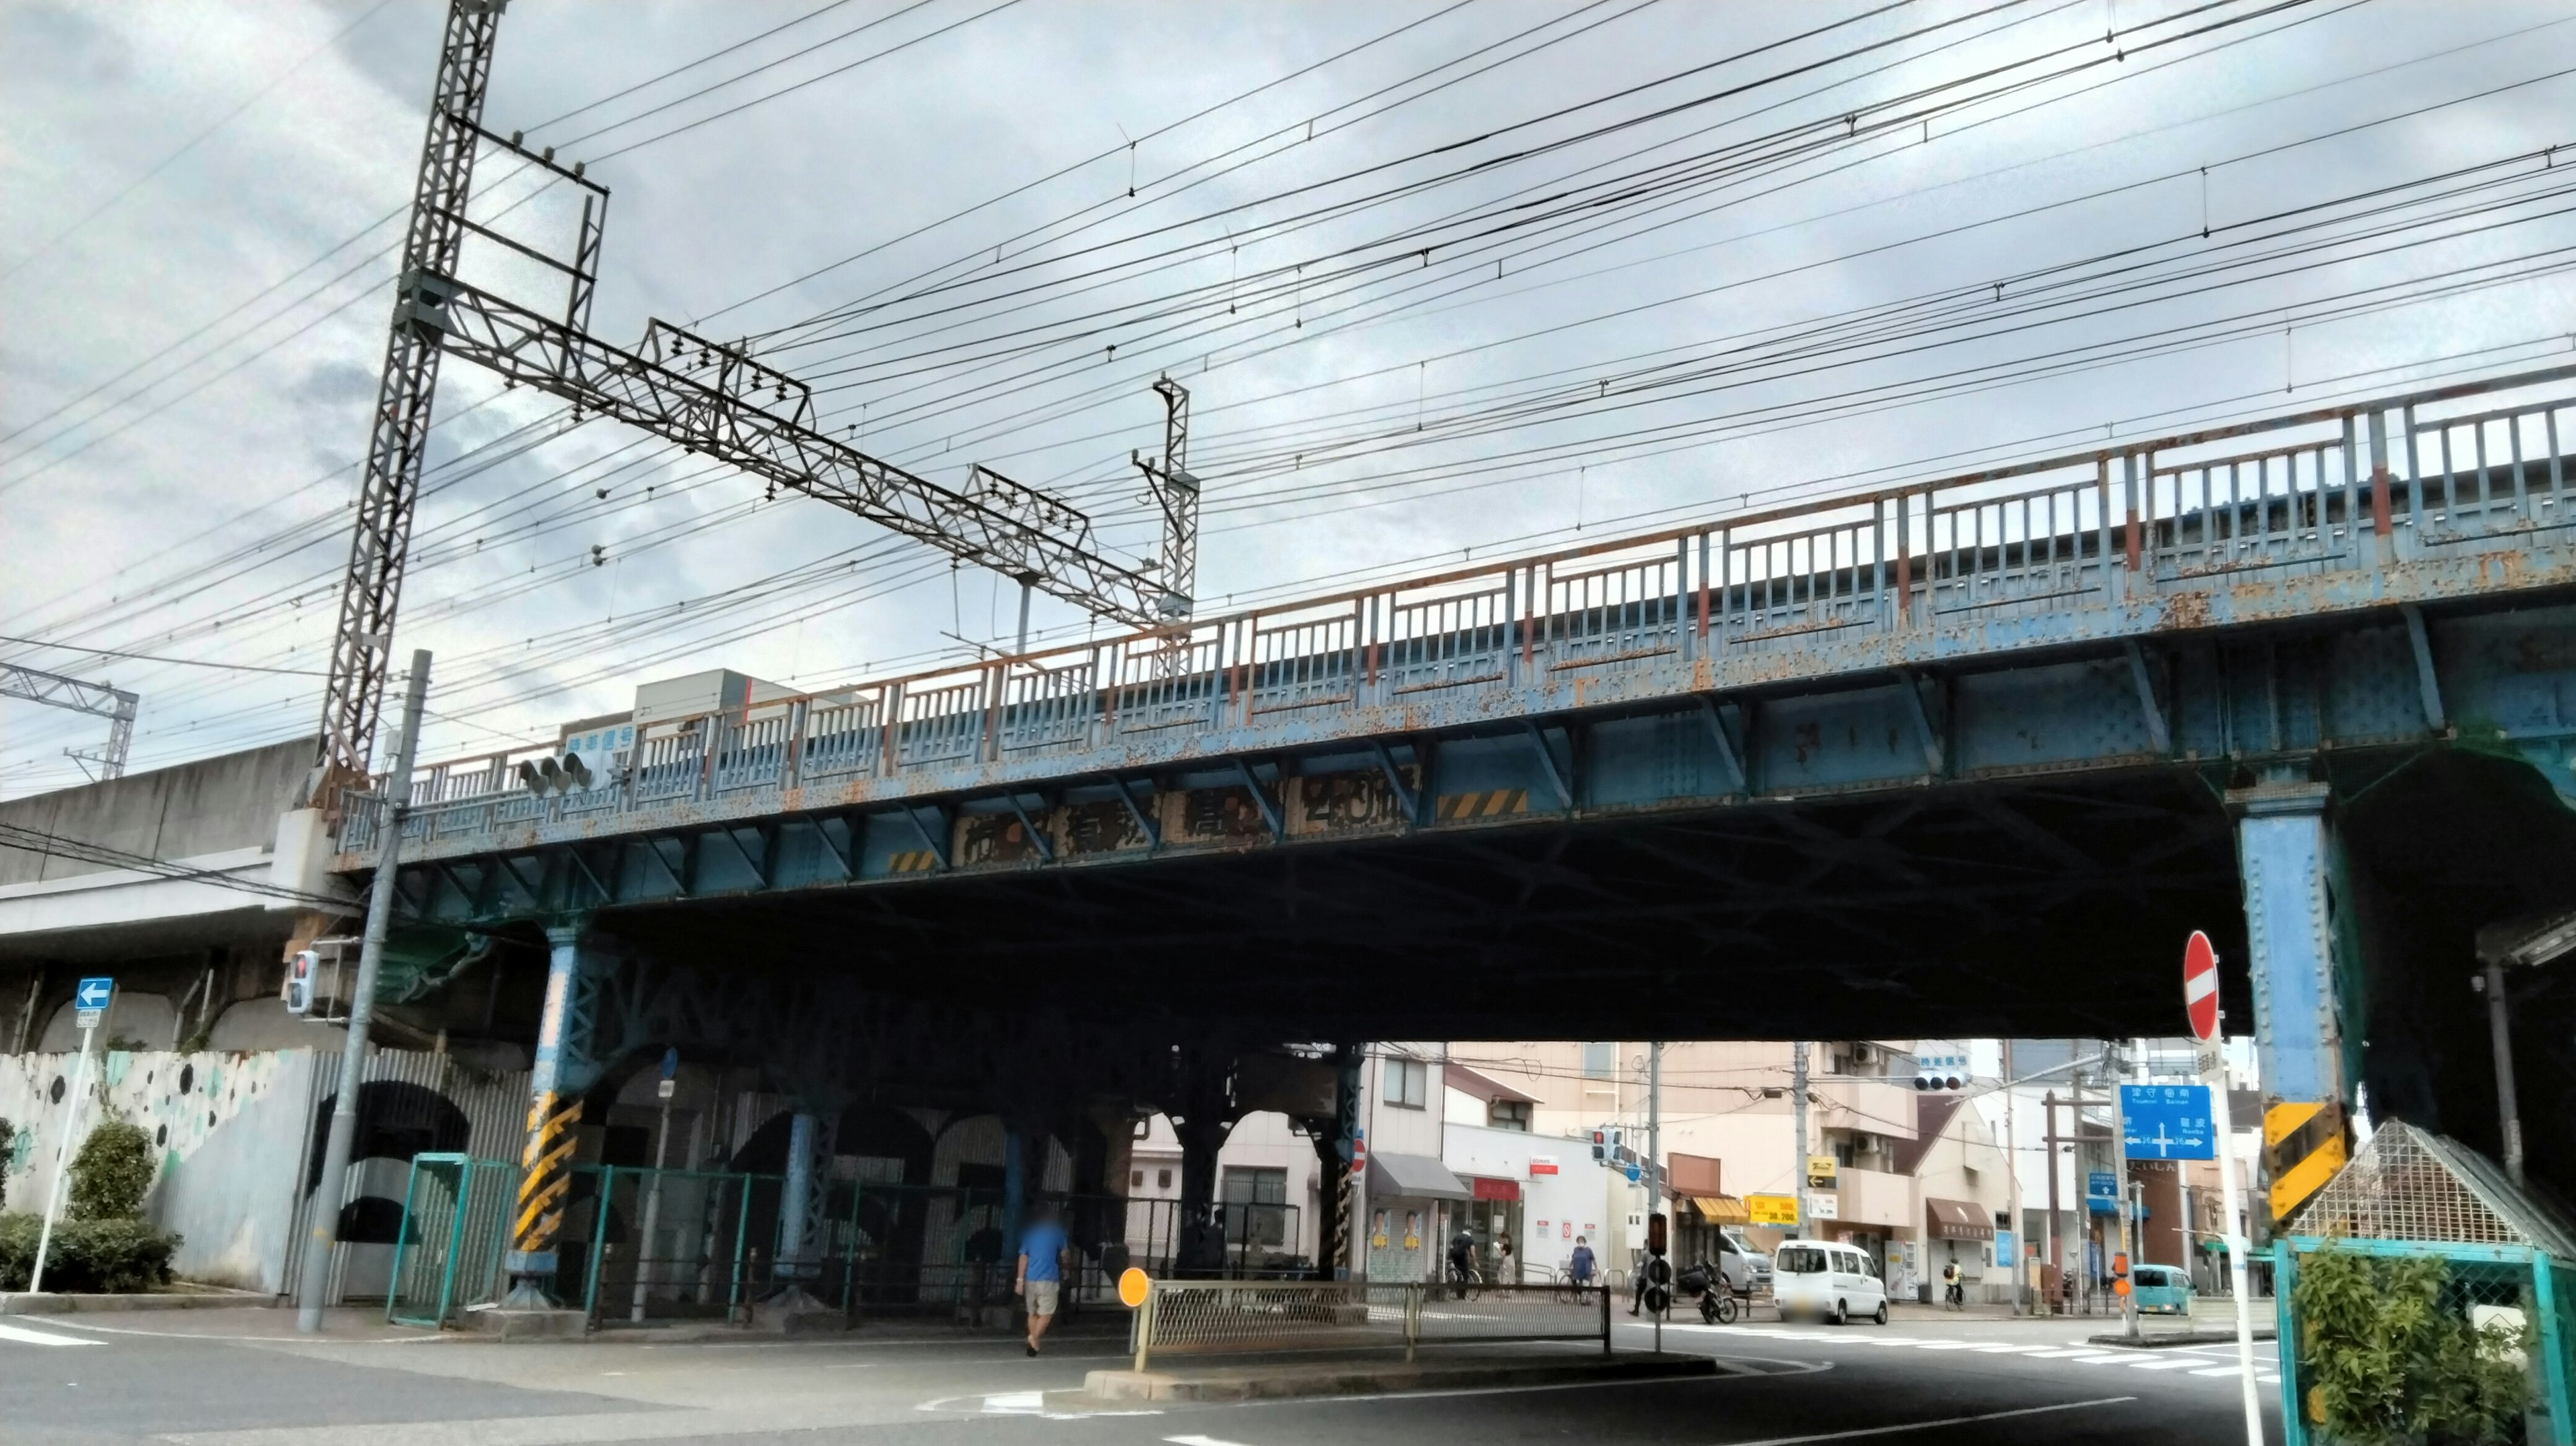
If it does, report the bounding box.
[2161,590,2212,632]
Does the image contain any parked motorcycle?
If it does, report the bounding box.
[1676,1260,1739,1325]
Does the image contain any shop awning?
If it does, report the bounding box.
[1371,1151,1472,1201]
[1926,1197,1994,1241]
[1689,1195,1750,1225]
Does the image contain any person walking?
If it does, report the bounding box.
[1015,1203,1071,1357]
[1568,1235,1597,1302]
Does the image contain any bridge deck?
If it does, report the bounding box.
[345,367,2576,885]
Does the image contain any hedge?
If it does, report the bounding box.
[0,1213,180,1293]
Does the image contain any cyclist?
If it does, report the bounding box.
[1941,1259,1964,1311]
[1448,1225,1479,1298]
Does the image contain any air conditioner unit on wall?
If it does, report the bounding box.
[1851,1044,1878,1066]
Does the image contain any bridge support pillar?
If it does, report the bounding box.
[2230,777,2360,1229]
[504,920,604,1307]
[777,1112,820,1278]
[1002,1121,1031,1286]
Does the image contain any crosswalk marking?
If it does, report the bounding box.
[1666,1323,2281,1384]
[0,1321,102,1347]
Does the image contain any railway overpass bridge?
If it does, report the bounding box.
[315,364,2576,1296]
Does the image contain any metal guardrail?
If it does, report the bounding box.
[1128,1278,1611,1372]
[344,364,2576,857]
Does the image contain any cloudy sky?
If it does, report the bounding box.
[3,0,2572,794]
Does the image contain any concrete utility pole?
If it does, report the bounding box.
[1790,1041,1810,1238]
[2112,1040,2141,1342]
[1647,1041,1662,1211]
[297,651,429,1334]
[2002,1039,2025,1315]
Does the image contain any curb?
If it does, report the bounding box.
[2088,1328,2277,1349]
[0,1290,270,1315]
[1085,1351,1716,1403]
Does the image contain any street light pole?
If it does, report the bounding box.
[2473,908,2576,1190]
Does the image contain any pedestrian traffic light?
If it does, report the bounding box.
[282,949,317,1015]
[1590,1129,1608,1162]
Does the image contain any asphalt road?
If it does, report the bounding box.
[0,1308,2285,1445]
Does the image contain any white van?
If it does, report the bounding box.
[1772,1240,1888,1325]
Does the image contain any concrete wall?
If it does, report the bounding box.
[0,738,313,886]
[0,1042,531,1296]
[1,1046,314,1290]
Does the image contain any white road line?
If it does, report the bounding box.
[1710,1395,2139,1444]
[0,1321,102,1347]
[2112,1357,2206,1370]
[1166,1436,1257,1446]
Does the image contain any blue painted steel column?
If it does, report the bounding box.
[2232,777,2356,1405]
[504,920,593,1306]
[776,1112,818,1282]
[2233,780,2357,1111]
[1002,1123,1029,1277]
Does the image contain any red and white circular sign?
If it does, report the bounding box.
[2182,930,2220,1042]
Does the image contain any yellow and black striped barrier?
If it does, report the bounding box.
[1434,789,1527,821]
[511,1089,583,1273]
[2265,1099,2348,1221]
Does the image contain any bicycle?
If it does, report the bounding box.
[1446,1259,1483,1301]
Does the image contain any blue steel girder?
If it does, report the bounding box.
[344,365,2576,919]
[366,597,2576,932]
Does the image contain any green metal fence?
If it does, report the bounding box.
[385,1154,522,1329]
[384,1155,1295,1329]
[2276,1237,2574,1446]
[2273,1122,2576,1446]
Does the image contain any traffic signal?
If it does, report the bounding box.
[1914,1072,1966,1091]
[282,949,318,1015]
[1589,1129,1608,1162]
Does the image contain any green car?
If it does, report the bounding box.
[2131,1263,2194,1315]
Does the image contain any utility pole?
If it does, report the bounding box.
[2002,1038,2025,1315]
[1790,1041,1810,1239]
[2111,1040,2141,1342]
[297,651,430,1333]
[2043,1091,2061,1314]
[1647,1041,1662,1212]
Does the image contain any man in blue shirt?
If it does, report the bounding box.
[1016,1205,1072,1356]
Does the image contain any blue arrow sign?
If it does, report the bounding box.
[74,977,113,1011]
[2121,1084,2215,1160]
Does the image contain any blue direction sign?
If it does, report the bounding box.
[74,977,113,1027]
[2121,1083,2216,1160]
[2086,1170,2119,1213]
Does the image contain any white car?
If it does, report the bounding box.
[1772,1241,1888,1325]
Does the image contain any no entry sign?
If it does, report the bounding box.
[2183,930,2220,1042]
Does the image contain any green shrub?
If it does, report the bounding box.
[68,1118,154,1221]
[2294,1245,2530,1445]
[0,1213,180,1293]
